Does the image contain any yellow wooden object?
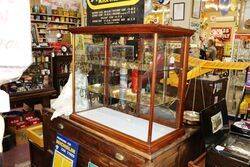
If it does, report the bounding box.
[26,124,43,148]
[201,60,250,70]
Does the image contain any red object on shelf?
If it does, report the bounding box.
[27,117,40,126]
[23,112,35,121]
[131,70,138,93]
[6,116,21,127]
[15,121,28,130]
[49,42,70,54]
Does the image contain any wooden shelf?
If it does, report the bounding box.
[88,84,177,107]
[31,12,81,19]
[55,55,72,57]
[82,58,150,71]
[48,27,69,31]
[31,20,78,25]
[32,46,53,50]
[37,27,46,29]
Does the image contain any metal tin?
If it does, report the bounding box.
[33,5,39,13]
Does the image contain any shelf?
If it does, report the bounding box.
[50,21,78,25]
[31,20,78,25]
[37,27,46,29]
[54,55,72,58]
[9,87,55,97]
[32,46,53,50]
[48,27,69,30]
[31,12,81,19]
[82,58,150,71]
[31,20,48,23]
[88,84,177,107]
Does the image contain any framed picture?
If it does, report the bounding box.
[31,23,39,44]
[173,2,185,21]
[192,0,201,19]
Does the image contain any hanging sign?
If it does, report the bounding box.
[52,133,79,167]
[86,0,144,26]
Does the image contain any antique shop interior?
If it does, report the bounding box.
[0,0,250,167]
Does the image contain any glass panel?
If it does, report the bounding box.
[75,35,105,111]
[74,34,153,142]
[151,39,183,127]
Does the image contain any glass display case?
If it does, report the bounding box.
[69,24,194,154]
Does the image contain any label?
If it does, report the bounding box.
[211,112,223,134]
[87,0,144,26]
[52,133,79,167]
[88,162,98,167]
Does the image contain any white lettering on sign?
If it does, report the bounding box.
[0,0,32,67]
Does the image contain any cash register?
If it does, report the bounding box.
[200,99,250,167]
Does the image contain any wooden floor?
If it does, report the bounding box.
[2,143,30,167]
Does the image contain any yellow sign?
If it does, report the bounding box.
[53,151,73,167]
[87,0,140,10]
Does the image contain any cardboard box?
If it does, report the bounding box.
[9,124,41,145]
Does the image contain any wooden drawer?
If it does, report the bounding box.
[44,124,127,167]
[43,111,146,167]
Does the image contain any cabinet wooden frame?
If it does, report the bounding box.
[69,24,194,154]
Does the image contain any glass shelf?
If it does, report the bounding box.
[88,84,177,107]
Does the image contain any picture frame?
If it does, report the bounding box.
[31,23,39,44]
[173,2,185,21]
[192,0,201,19]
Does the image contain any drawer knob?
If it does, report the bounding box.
[57,123,64,130]
[115,153,124,161]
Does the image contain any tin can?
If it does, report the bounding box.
[33,5,39,13]
[131,70,138,93]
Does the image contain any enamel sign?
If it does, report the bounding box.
[87,0,144,26]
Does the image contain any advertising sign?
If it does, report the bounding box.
[53,133,79,167]
[87,0,144,26]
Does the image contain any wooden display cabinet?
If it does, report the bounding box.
[1,47,56,108]
[69,24,194,154]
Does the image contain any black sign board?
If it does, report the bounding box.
[86,0,144,26]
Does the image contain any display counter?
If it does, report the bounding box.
[28,108,205,167]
